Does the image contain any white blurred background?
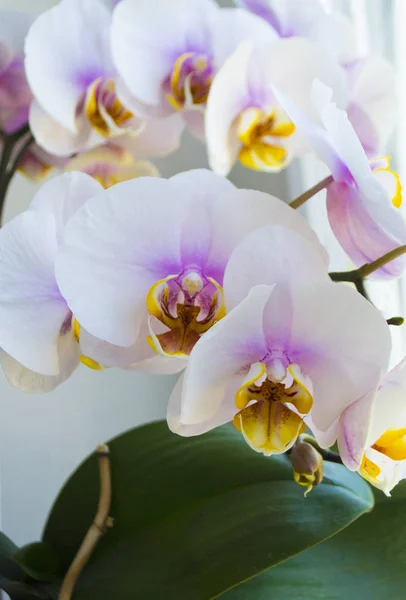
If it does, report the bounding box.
[0,0,404,551]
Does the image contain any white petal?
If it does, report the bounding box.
[167,374,236,436]
[29,101,93,157]
[288,281,391,431]
[0,211,69,375]
[29,172,103,244]
[337,389,377,471]
[367,357,406,446]
[206,187,328,282]
[0,332,78,393]
[25,0,114,132]
[224,224,328,309]
[180,285,272,425]
[116,113,184,158]
[55,177,190,347]
[212,7,277,66]
[112,0,218,106]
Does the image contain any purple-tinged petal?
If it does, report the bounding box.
[223,224,329,309]
[327,181,406,279]
[287,281,391,431]
[25,0,115,132]
[112,0,218,107]
[0,211,68,375]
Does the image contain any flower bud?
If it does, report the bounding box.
[291,441,324,496]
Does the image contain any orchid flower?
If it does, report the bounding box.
[205,37,346,176]
[168,224,391,455]
[275,80,406,279]
[337,358,406,496]
[0,172,105,392]
[111,0,276,139]
[25,0,182,157]
[0,10,34,134]
[55,169,326,373]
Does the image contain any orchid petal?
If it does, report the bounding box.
[112,0,218,107]
[0,334,78,393]
[29,100,94,157]
[0,211,69,375]
[288,281,391,431]
[223,224,329,309]
[180,285,272,425]
[25,0,115,133]
[55,177,190,347]
[29,171,103,243]
[326,181,406,278]
[167,374,237,436]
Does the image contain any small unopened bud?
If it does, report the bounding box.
[291,441,324,496]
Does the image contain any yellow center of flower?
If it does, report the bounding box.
[84,77,133,137]
[233,363,313,456]
[360,427,406,483]
[167,52,212,111]
[237,107,295,172]
[146,274,225,358]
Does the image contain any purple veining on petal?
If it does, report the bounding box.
[60,310,73,336]
[239,0,282,34]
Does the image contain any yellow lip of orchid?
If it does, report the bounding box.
[232,362,313,456]
[84,77,134,137]
[359,427,406,487]
[146,274,226,358]
[237,106,295,173]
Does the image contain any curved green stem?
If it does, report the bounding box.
[289,175,334,209]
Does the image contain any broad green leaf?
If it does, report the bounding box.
[13,542,61,583]
[0,531,24,582]
[43,421,373,600]
[222,482,406,599]
[0,580,50,600]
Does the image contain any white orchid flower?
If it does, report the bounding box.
[168,224,391,455]
[25,0,182,157]
[0,172,107,392]
[275,79,406,279]
[0,10,34,134]
[338,358,406,496]
[111,0,277,139]
[205,37,346,176]
[55,169,326,373]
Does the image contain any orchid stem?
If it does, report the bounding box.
[0,124,33,225]
[289,175,334,209]
[58,444,113,600]
[330,245,406,283]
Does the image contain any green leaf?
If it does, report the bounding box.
[43,421,373,600]
[221,481,406,600]
[0,580,49,600]
[13,542,61,583]
[0,531,24,582]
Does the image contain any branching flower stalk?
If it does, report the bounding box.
[58,444,113,600]
[0,125,34,224]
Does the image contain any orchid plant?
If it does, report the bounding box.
[0,1,405,599]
